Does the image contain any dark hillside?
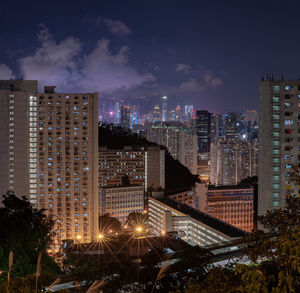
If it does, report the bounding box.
[99,124,199,190]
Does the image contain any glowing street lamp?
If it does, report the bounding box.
[161,230,166,236]
[97,234,104,240]
[136,226,143,233]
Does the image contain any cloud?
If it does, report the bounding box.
[176,63,191,73]
[17,26,154,94]
[179,78,204,93]
[204,71,223,87]
[19,25,82,90]
[0,64,15,79]
[101,18,131,36]
[84,16,132,36]
[179,71,223,93]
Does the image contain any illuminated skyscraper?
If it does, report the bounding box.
[161,96,168,122]
[175,104,181,121]
[120,105,130,129]
[184,105,194,121]
[210,113,224,143]
[153,104,160,122]
[196,110,211,153]
[224,112,244,139]
[114,102,120,125]
[244,110,258,140]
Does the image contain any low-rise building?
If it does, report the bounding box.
[206,186,255,232]
[99,185,144,223]
[148,196,247,247]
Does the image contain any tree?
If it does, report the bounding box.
[125,212,147,229]
[177,195,300,292]
[98,214,122,233]
[0,192,60,279]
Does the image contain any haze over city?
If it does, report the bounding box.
[1,0,300,113]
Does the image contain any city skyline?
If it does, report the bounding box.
[2,1,300,113]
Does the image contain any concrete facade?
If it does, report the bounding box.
[36,88,99,243]
[0,80,38,202]
[206,186,254,232]
[210,138,258,185]
[99,185,144,223]
[98,146,165,191]
[146,122,197,174]
[258,79,300,216]
[148,196,247,247]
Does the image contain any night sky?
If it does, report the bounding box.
[1,0,300,113]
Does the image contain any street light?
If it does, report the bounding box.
[136,226,143,233]
[97,234,104,240]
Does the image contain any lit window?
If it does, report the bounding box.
[284,85,292,91]
[285,120,293,125]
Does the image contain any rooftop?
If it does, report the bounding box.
[208,185,253,191]
[152,196,249,238]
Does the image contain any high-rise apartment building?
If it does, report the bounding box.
[1,82,99,243]
[244,110,258,140]
[120,105,130,129]
[98,146,165,190]
[161,96,168,122]
[0,80,38,202]
[210,113,224,143]
[224,112,244,139]
[259,78,300,216]
[210,138,258,185]
[146,122,197,174]
[36,86,99,243]
[196,110,211,153]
